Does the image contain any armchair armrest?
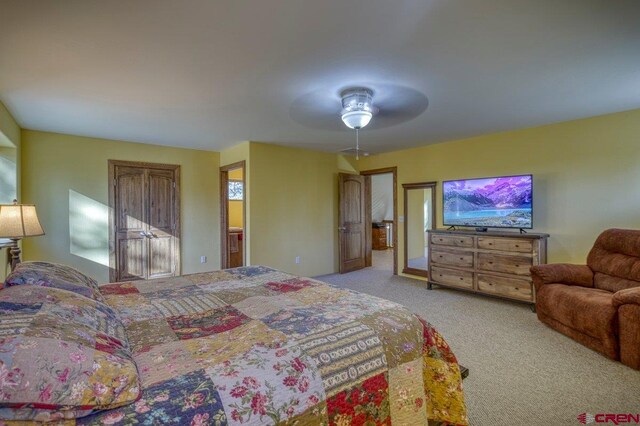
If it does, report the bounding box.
[615,287,640,369]
[613,287,640,308]
[530,264,594,292]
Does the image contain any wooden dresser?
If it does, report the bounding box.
[427,229,549,304]
[372,226,388,250]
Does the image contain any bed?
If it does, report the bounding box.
[0,264,467,425]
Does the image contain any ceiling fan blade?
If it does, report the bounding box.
[289,89,343,131]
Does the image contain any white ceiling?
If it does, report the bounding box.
[1,0,639,154]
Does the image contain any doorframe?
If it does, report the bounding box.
[108,159,181,283]
[219,160,246,269]
[360,167,398,275]
[401,181,437,278]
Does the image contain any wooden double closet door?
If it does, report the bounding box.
[109,160,180,282]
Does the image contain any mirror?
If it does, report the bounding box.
[402,182,436,277]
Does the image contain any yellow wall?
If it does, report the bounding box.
[228,169,243,180]
[0,101,20,281]
[359,108,640,274]
[219,142,357,276]
[228,202,243,228]
[220,142,250,167]
[248,143,357,276]
[21,130,220,283]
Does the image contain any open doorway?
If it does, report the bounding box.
[361,167,398,275]
[220,161,245,269]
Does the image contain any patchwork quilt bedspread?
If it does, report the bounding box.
[78,266,467,425]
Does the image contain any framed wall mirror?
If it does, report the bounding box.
[402,181,437,277]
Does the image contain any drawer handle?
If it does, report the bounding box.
[488,243,493,245]
[515,245,520,248]
[460,240,464,243]
[515,287,519,290]
[459,257,464,260]
[459,277,463,280]
[488,261,493,264]
[515,264,520,267]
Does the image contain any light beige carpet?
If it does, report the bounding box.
[316,250,640,426]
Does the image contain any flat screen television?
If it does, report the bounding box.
[443,174,533,229]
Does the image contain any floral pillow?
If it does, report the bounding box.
[3,261,103,301]
[0,285,141,422]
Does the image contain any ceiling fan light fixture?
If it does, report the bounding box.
[340,87,375,129]
[341,110,373,130]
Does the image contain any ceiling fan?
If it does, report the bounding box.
[339,87,376,159]
[288,83,429,157]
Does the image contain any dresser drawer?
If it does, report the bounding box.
[477,274,533,301]
[431,249,474,268]
[431,234,474,248]
[478,237,532,253]
[477,253,532,276]
[431,266,474,289]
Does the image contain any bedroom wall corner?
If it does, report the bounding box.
[248,142,344,277]
[20,130,220,283]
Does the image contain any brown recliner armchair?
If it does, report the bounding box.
[531,228,640,370]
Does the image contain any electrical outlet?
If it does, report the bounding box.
[200,256,207,264]
[295,256,301,264]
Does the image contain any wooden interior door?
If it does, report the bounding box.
[109,161,180,282]
[113,165,147,281]
[147,168,179,279]
[338,173,367,273]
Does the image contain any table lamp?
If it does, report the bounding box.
[0,200,45,271]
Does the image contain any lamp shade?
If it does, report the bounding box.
[0,202,45,239]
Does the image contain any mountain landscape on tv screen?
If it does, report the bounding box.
[443,176,532,228]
